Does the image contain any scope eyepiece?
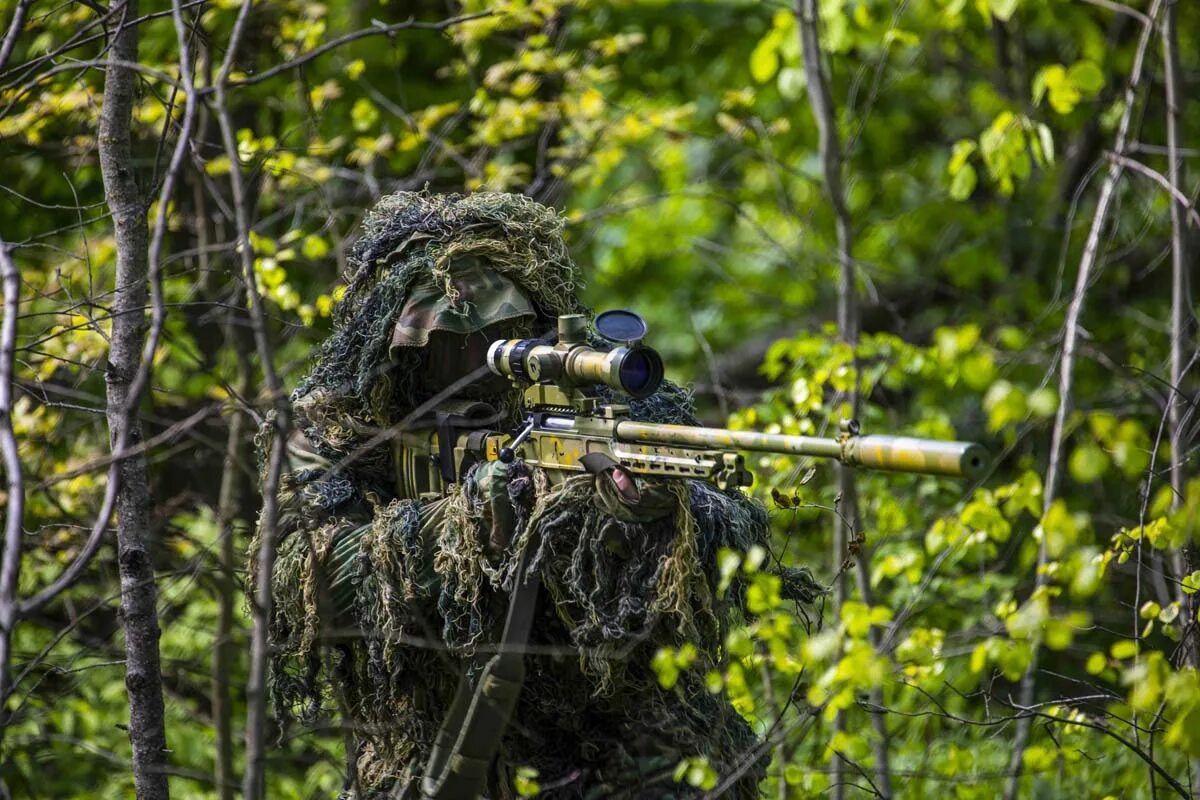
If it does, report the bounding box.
[487,337,664,399]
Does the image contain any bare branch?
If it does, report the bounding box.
[0,237,24,739]
[1078,0,1153,26]
[1160,0,1199,680]
[215,10,493,90]
[213,333,249,800]
[1106,152,1200,229]
[210,3,292,797]
[795,1,892,795]
[1006,3,1164,797]
[0,0,32,75]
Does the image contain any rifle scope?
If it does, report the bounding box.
[487,314,664,399]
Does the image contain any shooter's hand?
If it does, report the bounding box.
[581,453,675,523]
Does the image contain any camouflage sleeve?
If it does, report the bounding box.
[322,460,513,623]
[262,462,372,660]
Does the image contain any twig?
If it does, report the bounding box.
[1105,151,1200,229]
[32,405,217,489]
[0,0,32,75]
[1078,0,1152,26]
[208,11,492,91]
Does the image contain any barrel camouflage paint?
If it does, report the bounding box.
[614,421,989,480]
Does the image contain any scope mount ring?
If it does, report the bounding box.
[594,309,649,346]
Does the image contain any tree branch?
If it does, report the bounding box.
[0,0,32,75]
[212,11,492,90]
[1006,3,1164,797]
[796,1,892,796]
[1078,0,1152,27]
[1105,152,1200,229]
[210,3,292,798]
[0,237,24,752]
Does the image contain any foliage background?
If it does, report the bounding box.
[0,0,1197,797]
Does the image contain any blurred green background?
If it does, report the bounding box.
[1,0,1198,797]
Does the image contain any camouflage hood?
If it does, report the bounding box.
[387,257,537,355]
[290,192,585,478]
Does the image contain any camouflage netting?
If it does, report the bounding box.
[252,191,823,799]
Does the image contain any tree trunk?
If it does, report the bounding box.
[98,3,171,798]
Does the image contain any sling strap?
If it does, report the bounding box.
[420,541,541,799]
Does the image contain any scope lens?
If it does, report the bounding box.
[618,349,663,398]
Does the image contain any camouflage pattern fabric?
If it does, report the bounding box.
[390,258,536,354]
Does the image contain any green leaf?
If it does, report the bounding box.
[749,41,779,84]
[301,235,330,260]
[989,0,1020,21]
[651,648,680,689]
[984,380,1028,432]
[514,767,540,797]
[950,163,977,200]
[1182,571,1200,595]
[1069,443,1110,483]
[1034,64,1082,114]
[1034,123,1055,166]
[746,573,782,614]
[1110,639,1138,659]
[1027,387,1058,419]
[1044,618,1073,650]
[961,350,996,390]
[1069,60,1104,94]
[949,139,977,176]
[777,67,806,99]
[1032,69,1050,106]
[351,98,379,132]
[716,548,741,598]
[1006,596,1048,640]
[969,641,990,673]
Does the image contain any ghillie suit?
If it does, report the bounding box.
[253,192,822,799]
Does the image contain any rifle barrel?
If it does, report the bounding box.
[614,421,989,480]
